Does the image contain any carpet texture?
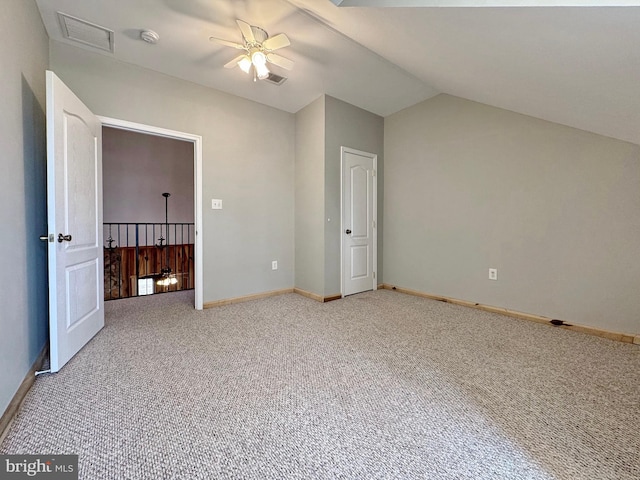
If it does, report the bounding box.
[1,290,639,479]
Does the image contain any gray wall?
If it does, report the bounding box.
[103,127,194,224]
[324,96,384,296]
[384,94,640,335]
[294,96,325,296]
[0,0,49,416]
[294,95,383,298]
[50,41,295,303]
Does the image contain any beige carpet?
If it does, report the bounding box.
[1,290,639,479]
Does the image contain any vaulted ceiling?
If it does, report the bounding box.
[36,0,640,144]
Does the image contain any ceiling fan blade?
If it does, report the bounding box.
[209,37,245,50]
[266,53,294,71]
[224,55,246,69]
[236,19,255,44]
[263,33,290,51]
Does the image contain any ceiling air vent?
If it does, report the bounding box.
[57,12,114,53]
[263,72,288,86]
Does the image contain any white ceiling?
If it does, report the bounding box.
[36,0,640,145]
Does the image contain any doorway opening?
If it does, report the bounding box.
[99,117,203,310]
[102,126,194,301]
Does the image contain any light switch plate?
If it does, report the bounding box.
[211,199,222,210]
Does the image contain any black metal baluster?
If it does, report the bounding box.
[173,223,178,291]
[117,224,122,299]
[135,224,140,297]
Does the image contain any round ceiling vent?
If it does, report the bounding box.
[140,30,160,44]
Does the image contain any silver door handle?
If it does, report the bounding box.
[58,234,72,243]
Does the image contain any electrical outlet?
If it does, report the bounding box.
[272,261,278,270]
[489,268,498,281]
[211,199,222,210]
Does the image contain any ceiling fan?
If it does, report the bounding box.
[210,20,294,82]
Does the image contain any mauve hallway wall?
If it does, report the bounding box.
[102,127,194,224]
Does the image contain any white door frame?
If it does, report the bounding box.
[340,146,377,297]
[98,116,204,310]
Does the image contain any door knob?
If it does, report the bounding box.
[58,234,72,243]
[345,229,352,235]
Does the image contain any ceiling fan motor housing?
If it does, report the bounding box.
[249,26,268,45]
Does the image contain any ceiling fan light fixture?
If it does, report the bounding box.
[238,56,252,74]
[251,50,267,66]
[255,62,270,79]
[157,274,178,287]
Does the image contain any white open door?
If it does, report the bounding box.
[341,147,377,297]
[46,71,104,373]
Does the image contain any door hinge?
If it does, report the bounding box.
[372,170,376,177]
[373,272,376,278]
[372,220,376,228]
